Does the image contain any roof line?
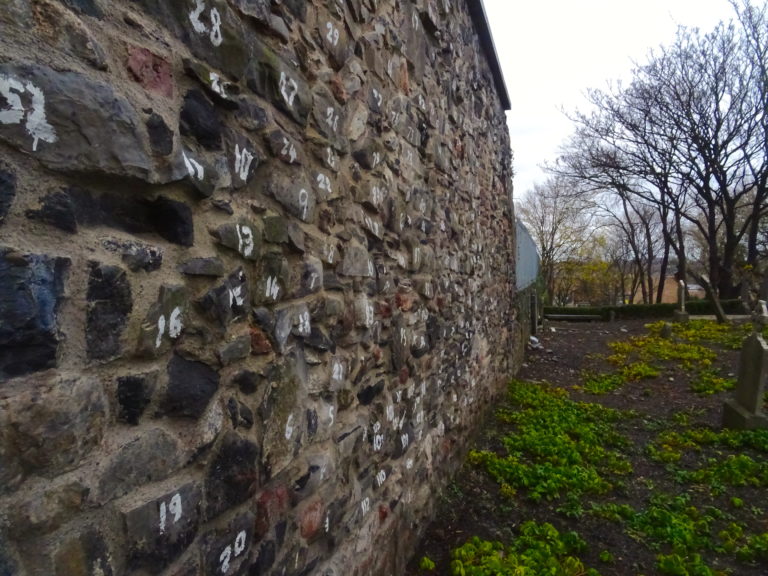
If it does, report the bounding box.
[466,0,511,111]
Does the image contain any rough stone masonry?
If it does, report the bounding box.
[0,1,517,574]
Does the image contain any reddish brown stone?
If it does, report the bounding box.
[250,326,273,355]
[254,486,290,540]
[127,46,173,98]
[394,291,417,312]
[398,367,409,384]
[377,504,388,522]
[299,500,324,541]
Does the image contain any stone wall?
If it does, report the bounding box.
[0,1,516,575]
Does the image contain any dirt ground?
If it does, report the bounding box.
[404,319,765,576]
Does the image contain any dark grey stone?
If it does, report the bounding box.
[0,248,70,379]
[86,262,132,361]
[0,169,16,224]
[233,370,261,395]
[201,512,255,575]
[61,0,103,17]
[250,539,276,575]
[99,428,181,502]
[180,90,222,150]
[0,64,154,180]
[163,354,220,418]
[211,221,262,261]
[117,373,157,425]
[197,267,249,327]
[205,432,262,519]
[32,187,194,246]
[179,257,225,277]
[357,380,385,406]
[25,190,76,232]
[146,112,174,156]
[149,196,194,247]
[102,238,164,272]
[217,335,251,366]
[122,483,201,572]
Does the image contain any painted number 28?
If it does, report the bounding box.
[189,0,223,47]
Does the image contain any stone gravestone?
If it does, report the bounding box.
[673,279,690,323]
[722,301,768,429]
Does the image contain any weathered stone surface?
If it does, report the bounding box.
[1,377,106,481]
[102,237,164,272]
[86,262,132,361]
[99,427,181,502]
[53,528,114,576]
[61,0,103,18]
[205,431,262,519]
[117,372,157,425]
[339,240,374,277]
[146,112,175,156]
[163,354,220,418]
[122,483,201,572]
[9,480,87,537]
[0,168,16,223]
[0,248,70,379]
[0,64,155,180]
[217,334,251,365]
[127,45,174,98]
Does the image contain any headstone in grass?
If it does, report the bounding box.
[673,280,690,323]
[722,300,768,430]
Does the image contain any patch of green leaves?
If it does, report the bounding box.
[450,522,601,576]
[470,381,632,503]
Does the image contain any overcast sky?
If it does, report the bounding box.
[481,0,738,199]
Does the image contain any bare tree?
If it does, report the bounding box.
[515,176,594,305]
[555,1,768,307]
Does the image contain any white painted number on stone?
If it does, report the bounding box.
[234,144,254,181]
[373,433,384,452]
[401,432,410,449]
[169,307,183,338]
[328,406,335,426]
[285,414,294,440]
[155,315,166,349]
[372,89,383,109]
[159,493,183,534]
[298,188,309,219]
[372,152,381,169]
[183,152,204,180]
[332,360,344,381]
[209,72,228,98]
[0,76,57,151]
[361,497,371,516]
[317,173,332,194]
[325,107,339,133]
[281,137,297,163]
[325,22,340,46]
[376,469,387,487]
[298,310,310,334]
[189,0,222,46]
[326,147,336,169]
[386,404,394,422]
[228,285,244,308]
[266,276,280,300]
[279,72,298,108]
[219,530,247,574]
[235,224,254,257]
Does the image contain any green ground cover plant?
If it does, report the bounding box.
[413,319,768,576]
